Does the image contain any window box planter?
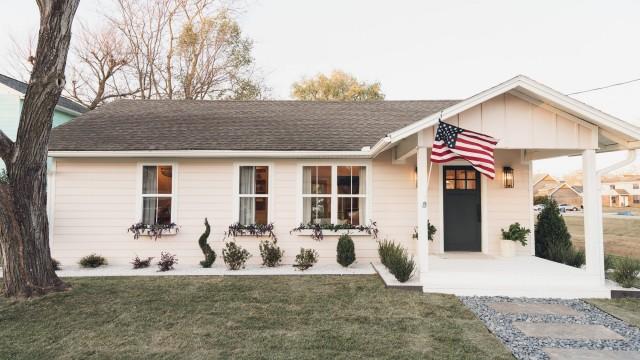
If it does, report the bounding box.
[128,223,180,240]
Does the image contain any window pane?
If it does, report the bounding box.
[446,170,455,180]
[303,166,331,194]
[255,197,268,225]
[303,197,331,224]
[157,166,172,194]
[239,166,255,195]
[338,197,364,225]
[353,166,365,194]
[466,170,476,179]
[445,180,455,189]
[466,180,476,190]
[456,170,466,179]
[142,197,157,224]
[142,166,157,194]
[255,166,268,194]
[157,197,172,225]
[337,166,351,194]
[456,180,465,189]
[239,197,255,225]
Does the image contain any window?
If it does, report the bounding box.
[634,184,639,190]
[610,184,616,190]
[445,168,477,190]
[141,165,173,225]
[238,166,269,225]
[634,195,640,204]
[302,165,367,225]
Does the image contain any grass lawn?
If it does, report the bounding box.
[0,276,512,360]
[564,215,640,259]
[587,299,640,328]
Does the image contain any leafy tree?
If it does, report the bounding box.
[535,197,572,258]
[0,0,79,298]
[291,70,384,101]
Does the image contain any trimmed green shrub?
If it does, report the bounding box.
[199,218,216,268]
[223,241,251,270]
[294,248,318,270]
[535,198,573,259]
[337,234,355,267]
[259,239,283,267]
[52,258,61,271]
[377,239,403,267]
[545,241,585,268]
[604,254,616,271]
[157,252,178,272]
[79,254,107,268]
[612,256,640,288]
[501,222,530,246]
[387,250,416,283]
[131,256,154,269]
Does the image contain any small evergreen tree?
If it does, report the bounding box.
[199,218,216,268]
[337,234,356,267]
[535,197,572,258]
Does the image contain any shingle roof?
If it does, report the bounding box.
[49,99,459,152]
[0,73,87,114]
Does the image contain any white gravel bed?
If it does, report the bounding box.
[460,296,640,360]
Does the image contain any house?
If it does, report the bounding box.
[548,183,583,207]
[0,73,86,170]
[601,175,640,207]
[533,173,561,197]
[48,75,640,298]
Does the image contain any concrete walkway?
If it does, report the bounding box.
[461,296,640,360]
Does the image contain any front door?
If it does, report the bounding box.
[443,166,481,251]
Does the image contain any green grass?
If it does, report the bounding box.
[587,299,640,328]
[0,276,512,360]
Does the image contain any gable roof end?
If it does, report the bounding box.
[0,73,87,115]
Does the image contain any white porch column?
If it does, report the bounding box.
[417,130,429,281]
[582,149,605,284]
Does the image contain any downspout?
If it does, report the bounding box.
[597,149,638,177]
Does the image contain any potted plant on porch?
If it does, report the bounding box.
[500,222,530,257]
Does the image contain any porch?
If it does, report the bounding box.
[376,253,612,299]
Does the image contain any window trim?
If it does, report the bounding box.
[233,162,274,225]
[297,161,372,226]
[136,162,178,225]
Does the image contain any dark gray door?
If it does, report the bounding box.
[443,166,481,251]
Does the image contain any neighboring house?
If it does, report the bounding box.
[48,75,640,297]
[533,173,561,197]
[548,183,583,207]
[601,175,640,207]
[0,73,86,170]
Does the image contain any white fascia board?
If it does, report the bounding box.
[48,149,373,159]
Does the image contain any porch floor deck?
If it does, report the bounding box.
[422,253,612,298]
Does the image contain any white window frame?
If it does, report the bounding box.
[136,162,178,224]
[233,163,273,224]
[297,161,372,227]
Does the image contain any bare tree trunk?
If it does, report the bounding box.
[0,0,79,298]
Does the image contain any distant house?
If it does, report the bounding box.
[0,73,86,169]
[601,175,640,207]
[548,183,583,206]
[533,174,561,197]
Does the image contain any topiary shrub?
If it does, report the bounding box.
[293,248,318,270]
[259,239,283,267]
[131,256,154,269]
[612,256,640,288]
[336,234,355,267]
[199,218,216,268]
[223,241,251,270]
[157,252,178,272]
[79,254,107,268]
[535,198,574,259]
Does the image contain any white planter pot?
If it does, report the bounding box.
[500,240,517,258]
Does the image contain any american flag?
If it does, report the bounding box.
[430,121,498,179]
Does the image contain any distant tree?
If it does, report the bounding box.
[291,70,384,101]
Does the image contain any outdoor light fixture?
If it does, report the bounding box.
[414,166,418,188]
[503,166,514,188]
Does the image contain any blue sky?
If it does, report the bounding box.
[1,0,639,177]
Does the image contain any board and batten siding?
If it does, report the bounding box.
[52,153,422,266]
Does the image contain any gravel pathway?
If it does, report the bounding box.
[460,296,640,359]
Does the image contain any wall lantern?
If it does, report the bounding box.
[503,166,514,188]
[414,166,418,188]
